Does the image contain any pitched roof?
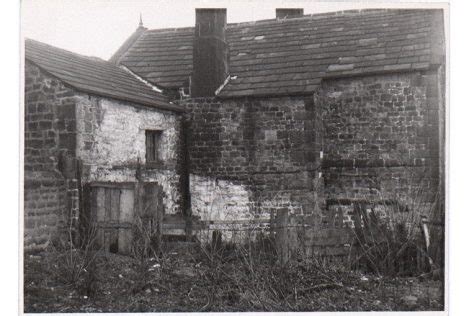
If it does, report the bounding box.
[109,26,147,65]
[25,39,184,112]
[113,9,444,98]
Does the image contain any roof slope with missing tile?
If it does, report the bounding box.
[114,9,445,98]
[25,39,183,112]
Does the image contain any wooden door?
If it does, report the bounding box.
[90,184,134,254]
[85,182,163,255]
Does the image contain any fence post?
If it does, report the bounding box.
[155,185,164,252]
[275,208,289,265]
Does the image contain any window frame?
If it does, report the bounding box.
[145,130,163,165]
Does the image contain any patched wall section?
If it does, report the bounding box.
[184,96,323,223]
[318,71,444,220]
[24,62,79,251]
[184,71,444,229]
[75,96,183,214]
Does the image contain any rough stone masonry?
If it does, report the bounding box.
[184,96,322,224]
[174,10,445,238]
[24,61,79,250]
[182,69,444,234]
[24,8,446,250]
[24,44,185,251]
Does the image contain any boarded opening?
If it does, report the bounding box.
[91,184,133,254]
[86,182,163,255]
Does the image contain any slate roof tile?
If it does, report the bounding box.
[25,39,183,112]
[112,9,444,97]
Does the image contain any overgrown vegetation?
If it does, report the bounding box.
[24,168,444,312]
[24,232,443,313]
[42,218,101,298]
[349,171,444,278]
[131,212,161,261]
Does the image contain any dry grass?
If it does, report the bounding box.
[349,170,443,277]
[24,238,443,313]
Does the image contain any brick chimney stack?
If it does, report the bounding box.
[276,8,304,19]
[191,8,229,97]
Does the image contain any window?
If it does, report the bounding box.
[145,130,163,164]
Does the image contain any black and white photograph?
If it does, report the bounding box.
[19,0,448,313]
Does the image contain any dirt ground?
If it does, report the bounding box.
[23,247,444,313]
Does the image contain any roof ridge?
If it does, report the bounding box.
[114,8,443,98]
[141,8,435,33]
[25,38,108,64]
[228,8,434,28]
[145,26,194,34]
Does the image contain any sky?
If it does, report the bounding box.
[21,0,445,61]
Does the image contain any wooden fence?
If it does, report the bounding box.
[80,179,443,275]
[271,206,441,275]
[273,209,356,266]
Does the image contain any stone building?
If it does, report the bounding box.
[24,39,185,252]
[24,8,446,251]
[111,8,445,235]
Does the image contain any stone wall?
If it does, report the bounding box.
[24,59,444,248]
[75,95,184,215]
[24,61,185,251]
[24,61,78,251]
[183,96,323,223]
[183,70,444,230]
[318,70,444,219]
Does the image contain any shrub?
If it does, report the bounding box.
[46,219,101,296]
[349,176,441,277]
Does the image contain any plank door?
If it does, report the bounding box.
[92,185,134,254]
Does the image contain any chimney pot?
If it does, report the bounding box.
[276,8,304,19]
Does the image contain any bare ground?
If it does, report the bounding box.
[23,247,443,313]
